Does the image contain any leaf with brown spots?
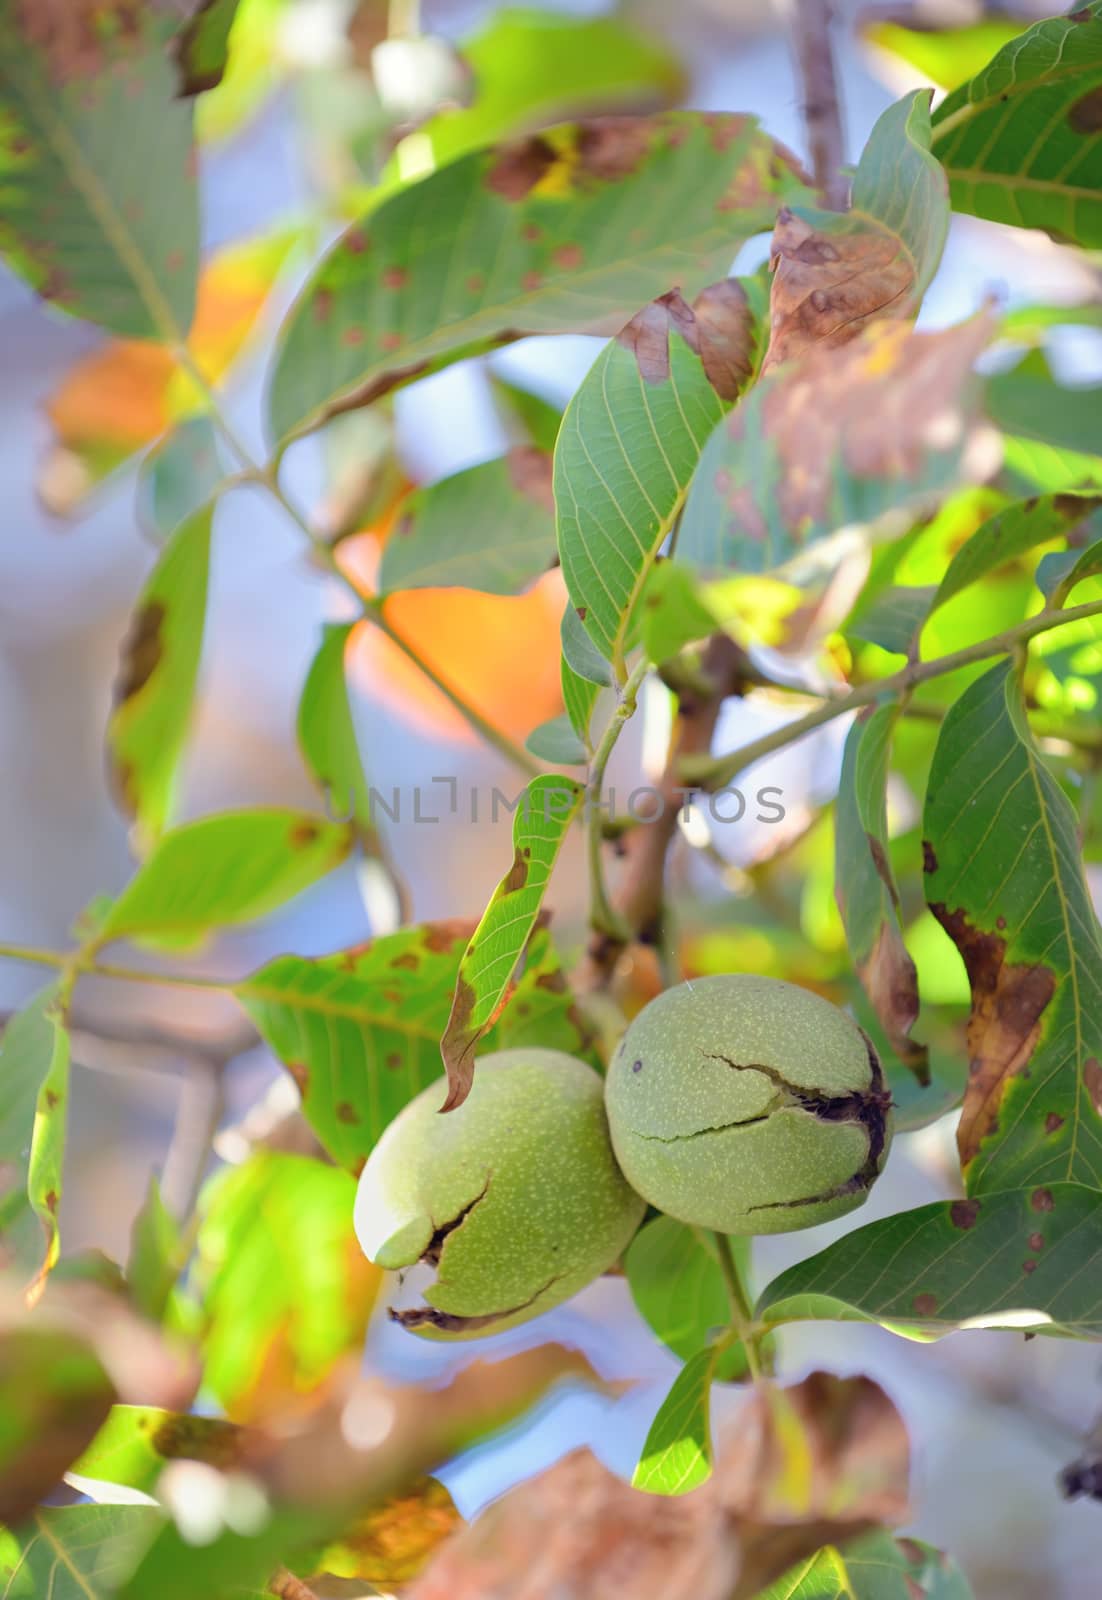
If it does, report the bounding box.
[0,986,70,1297]
[378,449,556,597]
[924,661,1102,1192]
[237,922,595,1168]
[931,3,1102,248]
[107,506,211,850]
[311,1477,461,1587]
[97,808,354,948]
[268,112,808,442]
[835,705,929,1086]
[762,92,948,374]
[441,776,585,1109]
[759,1183,1102,1340]
[678,308,995,576]
[0,2,198,336]
[555,273,766,674]
[69,1403,243,1497]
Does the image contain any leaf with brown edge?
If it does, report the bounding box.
[107,505,211,849]
[268,112,808,444]
[762,91,948,374]
[678,308,995,576]
[407,1373,907,1600]
[0,985,71,1297]
[923,660,1102,1192]
[555,274,767,671]
[835,704,928,1086]
[441,775,585,1109]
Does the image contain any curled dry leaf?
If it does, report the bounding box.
[405,1371,909,1600]
[763,208,914,375]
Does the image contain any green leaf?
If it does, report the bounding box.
[126,1177,186,1323]
[930,4,1102,248]
[639,560,726,664]
[1002,435,1102,495]
[193,1152,378,1421]
[561,601,612,686]
[555,276,763,674]
[987,351,1102,457]
[0,1505,159,1599]
[379,448,555,597]
[106,505,213,846]
[237,923,592,1170]
[935,491,1102,612]
[847,585,937,657]
[267,112,807,443]
[441,774,585,1109]
[560,656,601,749]
[632,1346,716,1495]
[297,624,379,847]
[754,1529,976,1600]
[137,417,225,542]
[388,8,685,179]
[863,16,1027,92]
[624,1217,753,1381]
[758,1182,1102,1340]
[525,713,588,766]
[97,809,353,946]
[0,6,198,338]
[70,1405,241,1497]
[923,660,1102,1192]
[1037,535,1102,604]
[0,986,70,1290]
[172,0,242,97]
[835,705,927,1083]
[492,375,563,454]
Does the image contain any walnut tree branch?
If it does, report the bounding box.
[790,0,849,210]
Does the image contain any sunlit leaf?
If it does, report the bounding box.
[193,1152,378,1423]
[0,1505,158,1598]
[633,1347,717,1496]
[863,16,1027,92]
[70,1404,241,1497]
[923,661,1102,1191]
[441,775,585,1109]
[268,112,807,443]
[97,810,354,946]
[930,4,1102,247]
[0,5,197,337]
[754,1528,975,1600]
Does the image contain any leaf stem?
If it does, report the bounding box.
[0,941,232,993]
[789,0,848,210]
[684,596,1102,790]
[587,658,649,938]
[709,1230,765,1383]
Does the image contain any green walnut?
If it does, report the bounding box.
[604,974,892,1235]
[354,1048,646,1339]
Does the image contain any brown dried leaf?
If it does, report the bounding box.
[405,1372,909,1600]
[721,310,995,550]
[313,1477,462,1586]
[763,208,914,375]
